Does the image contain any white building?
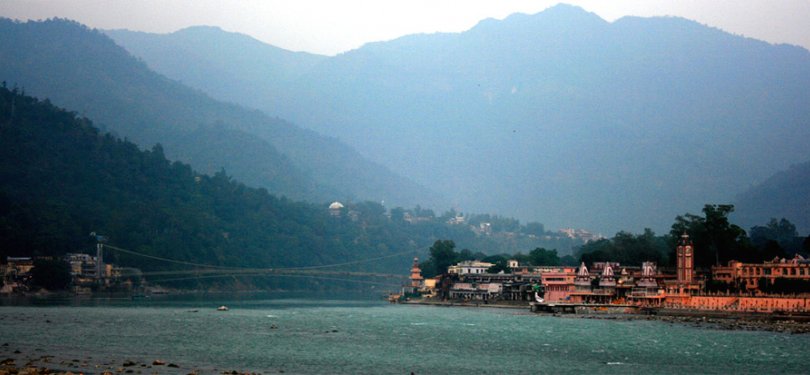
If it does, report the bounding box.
[448,260,495,275]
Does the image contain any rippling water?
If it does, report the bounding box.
[1,294,807,374]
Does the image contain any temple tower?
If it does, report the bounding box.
[637,261,658,288]
[410,257,424,288]
[676,233,694,284]
[599,263,616,287]
[574,262,591,291]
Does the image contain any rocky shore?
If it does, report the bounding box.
[564,312,810,334]
[0,344,269,375]
[404,299,810,334]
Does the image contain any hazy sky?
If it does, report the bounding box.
[1,0,809,55]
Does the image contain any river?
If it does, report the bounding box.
[0,293,807,374]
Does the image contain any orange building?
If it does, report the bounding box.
[712,254,810,290]
[538,267,576,302]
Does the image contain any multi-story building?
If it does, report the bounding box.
[712,254,810,290]
[538,266,576,302]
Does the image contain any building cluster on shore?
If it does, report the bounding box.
[0,251,142,294]
[405,234,810,314]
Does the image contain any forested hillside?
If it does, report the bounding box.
[0,18,441,211]
[0,87,565,288]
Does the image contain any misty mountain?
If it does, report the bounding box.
[107,4,810,234]
[0,18,441,209]
[734,161,810,234]
[104,26,326,113]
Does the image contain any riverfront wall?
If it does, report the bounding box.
[664,296,810,313]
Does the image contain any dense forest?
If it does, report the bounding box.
[0,87,573,288]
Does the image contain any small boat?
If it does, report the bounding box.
[217,305,229,311]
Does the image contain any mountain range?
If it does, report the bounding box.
[106,4,810,234]
[0,18,441,211]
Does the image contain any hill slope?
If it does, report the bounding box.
[1,87,572,288]
[0,18,441,209]
[734,161,810,234]
[108,5,810,234]
[0,86,445,287]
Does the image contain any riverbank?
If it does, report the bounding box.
[403,298,810,334]
[560,311,810,334]
[0,343,262,375]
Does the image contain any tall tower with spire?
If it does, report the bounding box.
[676,233,694,285]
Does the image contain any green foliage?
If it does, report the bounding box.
[528,247,560,266]
[804,236,810,255]
[30,259,71,290]
[427,240,457,278]
[576,229,668,267]
[522,222,546,237]
[559,255,578,266]
[467,214,520,233]
[750,218,799,255]
[670,205,752,267]
[486,259,511,274]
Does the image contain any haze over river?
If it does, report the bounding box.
[1,293,807,374]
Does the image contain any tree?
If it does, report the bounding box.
[31,259,71,291]
[803,236,810,255]
[670,204,751,267]
[390,207,406,223]
[560,254,578,266]
[482,254,510,273]
[458,249,475,261]
[428,240,458,276]
[522,222,546,237]
[575,229,668,266]
[750,218,799,254]
[528,247,560,266]
[486,259,511,274]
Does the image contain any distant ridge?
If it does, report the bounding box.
[106,5,810,234]
[0,18,443,210]
[734,161,810,234]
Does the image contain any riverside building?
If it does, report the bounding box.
[426,232,810,314]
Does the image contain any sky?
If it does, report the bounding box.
[1,0,809,56]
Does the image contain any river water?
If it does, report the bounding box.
[0,293,807,374]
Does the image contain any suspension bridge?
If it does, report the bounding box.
[100,243,424,288]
